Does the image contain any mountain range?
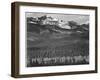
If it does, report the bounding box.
[27,22,89,34]
[27,23,89,48]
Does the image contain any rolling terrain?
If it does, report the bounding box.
[26,23,89,67]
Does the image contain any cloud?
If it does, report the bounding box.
[26,12,89,25]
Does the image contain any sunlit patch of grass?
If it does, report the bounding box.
[27,55,89,67]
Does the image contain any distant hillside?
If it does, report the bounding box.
[27,23,89,34]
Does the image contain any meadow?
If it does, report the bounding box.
[27,31,89,67]
[26,23,89,67]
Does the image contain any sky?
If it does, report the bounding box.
[26,12,89,25]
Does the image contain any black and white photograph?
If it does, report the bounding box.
[11,2,97,77]
[26,12,89,67]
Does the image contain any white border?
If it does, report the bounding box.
[19,6,95,75]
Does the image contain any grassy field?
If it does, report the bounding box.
[26,24,89,67]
